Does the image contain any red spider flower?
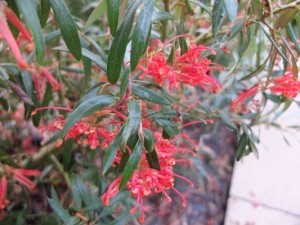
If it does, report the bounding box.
[102,132,194,223]
[0,3,30,69]
[230,85,259,112]
[6,166,41,190]
[270,71,300,99]
[0,176,8,210]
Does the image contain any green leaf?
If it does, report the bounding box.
[47,198,71,223]
[120,140,142,188]
[119,66,130,98]
[132,84,171,106]
[145,148,161,170]
[61,95,116,138]
[50,0,82,60]
[63,140,73,172]
[252,0,263,20]
[249,139,259,160]
[147,109,179,119]
[65,217,80,225]
[40,0,51,28]
[110,213,133,225]
[0,98,9,111]
[107,0,142,84]
[286,23,300,54]
[70,176,82,209]
[15,0,45,63]
[120,100,142,150]
[212,0,225,37]
[102,126,124,174]
[280,36,298,78]
[152,11,174,21]
[71,176,92,207]
[0,67,9,88]
[263,93,282,103]
[219,110,237,132]
[53,46,107,71]
[107,0,120,36]
[176,23,188,55]
[258,22,289,64]
[86,0,107,27]
[274,8,298,30]
[224,0,237,22]
[131,0,154,71]
[189,0,212,16]
[236,132,248,161]
[155,119,179,138]
[144,129,155,152]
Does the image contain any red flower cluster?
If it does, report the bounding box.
[230,85,259,113]
[139,40,223,92]
[270,71,300,99]
[0,166,41,211]
[102,132,194,223]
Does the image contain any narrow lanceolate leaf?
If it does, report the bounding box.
[144,129,154,152]
[132,84,171,106]
[151,11,174,21]
[50,0,82,60]
[219,110,237,132]
[103,126,124,174]
[61,95,115,138]
[286,23,300,54]
[107,0,120,36]
[258,22,289,64]
[280,37,298,78]
[176,23,188,55]
[189,0,212,16]
[47,198,71,223]
[120,140,142,188]
[224,0,238,22]
[86,0,107,27]
[107,0,142,84]
[131,0,154,71]
[155,119,179,138]
[212,0,225,37]
[147,109,179,119]
[53,46,107,71]
[15,0,45,63]
[120,100,142,150]
[40,0,51,27]
[236,132,248,161]
[119,66,130,98]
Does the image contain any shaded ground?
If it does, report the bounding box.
[142,121,237,225]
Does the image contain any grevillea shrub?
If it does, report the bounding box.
[0,0,299,224]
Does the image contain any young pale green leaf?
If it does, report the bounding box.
[189,0,212,16]
[47,198,71,222]
[107,0,142,84]
[224,0,237,22]
[152,11,174,21]
[40,0,51,27]
[258,22,289,64]
[53,46,107,71]
[147,109,179,119]
[219,110,237,132]
[61,95,116,138]
[155,119,179,138]
[50,0,82,60]
[120,140,142,188]
[107,0,120,36]
[212,0,225,37]
[120,100,141,150]
[86,0,107,27]
[236,132,248,161]
[131,0,154,71]
[15,0,45,63]
[286,23,300,54]
[132,84,171,106]
[102,126,124,174]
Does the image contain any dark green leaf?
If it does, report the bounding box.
[40,0,51,27]
[212,0,225,37]
[152,11,174,21]
[120,100,142,150]
[132,84,171,106]
[107,0,142,84]
[185,0,194,15]
[47,198,71,222]
[53,46,107,72]
[176,23,188,55]
[65,217,80,225]
[71,176,92,207]
[103,126,124,174]
[0,98,9,111]
[236,132,248,161]
[224,0,237,22]
[120,66,130,98]
[120,140,142,188]
[107,0,120,36]
[263,93,282,103]
[286,23,300,54]
[144,129,154,152]
[145,149,161,170]
[189,0,212,16]
[70,176,82,209]
[63,140,73,172]
[61,95,116,138]
[50,0,82,60]
[131,0,154,71]
[16,0,45,63]
[0,67,9,88]
[147,109,179,119]
[155,119,179,138]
